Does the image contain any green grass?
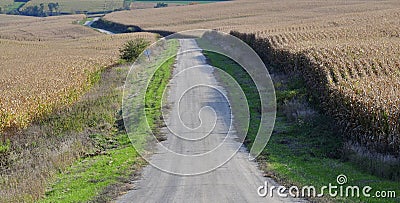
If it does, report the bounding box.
[6,2,24,11]
[203,51,261,146]
[0,0,25,13]
[266,115,400,203]
[0,139,10,153]
[145,56,175,137]
[78,17,94,25]
[41,138,142,203]
[203,51,400,203]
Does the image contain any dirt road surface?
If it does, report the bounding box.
[117,39,303,203]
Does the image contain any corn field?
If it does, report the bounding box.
[231,8,400,156]
[1,0,399,155]
[0,32,156,134]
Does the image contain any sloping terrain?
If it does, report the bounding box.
[0,14,156,132]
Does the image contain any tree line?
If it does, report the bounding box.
[2,2,60,17]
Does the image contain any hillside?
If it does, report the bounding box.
[104,0,400,33]
[0,14,156,133]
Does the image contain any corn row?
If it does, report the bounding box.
[231,9,400,155]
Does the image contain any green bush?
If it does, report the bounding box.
[0,139,10,154]
[0,139,10,169]
[119,39,150,62]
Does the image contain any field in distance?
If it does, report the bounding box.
[135,0,223,4]
[0,0,24,13]
[131,0,223,9]
[20,0,125,14]
[5,0,228,15]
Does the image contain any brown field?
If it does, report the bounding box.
[104,0,400,156]
[0,14,101,40]
[0,14,156,133]
[104,0,400,33]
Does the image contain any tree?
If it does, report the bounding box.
[154,2,168,8]
[123,0,131,10]
[21,4,47,17]
[48,2,59,16]
[119,39,150,62]
[0,7,2,14]
[39,3,46,16]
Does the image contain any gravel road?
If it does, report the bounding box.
[117,39,303,203]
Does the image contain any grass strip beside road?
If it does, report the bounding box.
[145,57,176,140]
[203,51,261,146]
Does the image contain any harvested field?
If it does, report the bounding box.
[0,14,102,41]
[104,0,400,33]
